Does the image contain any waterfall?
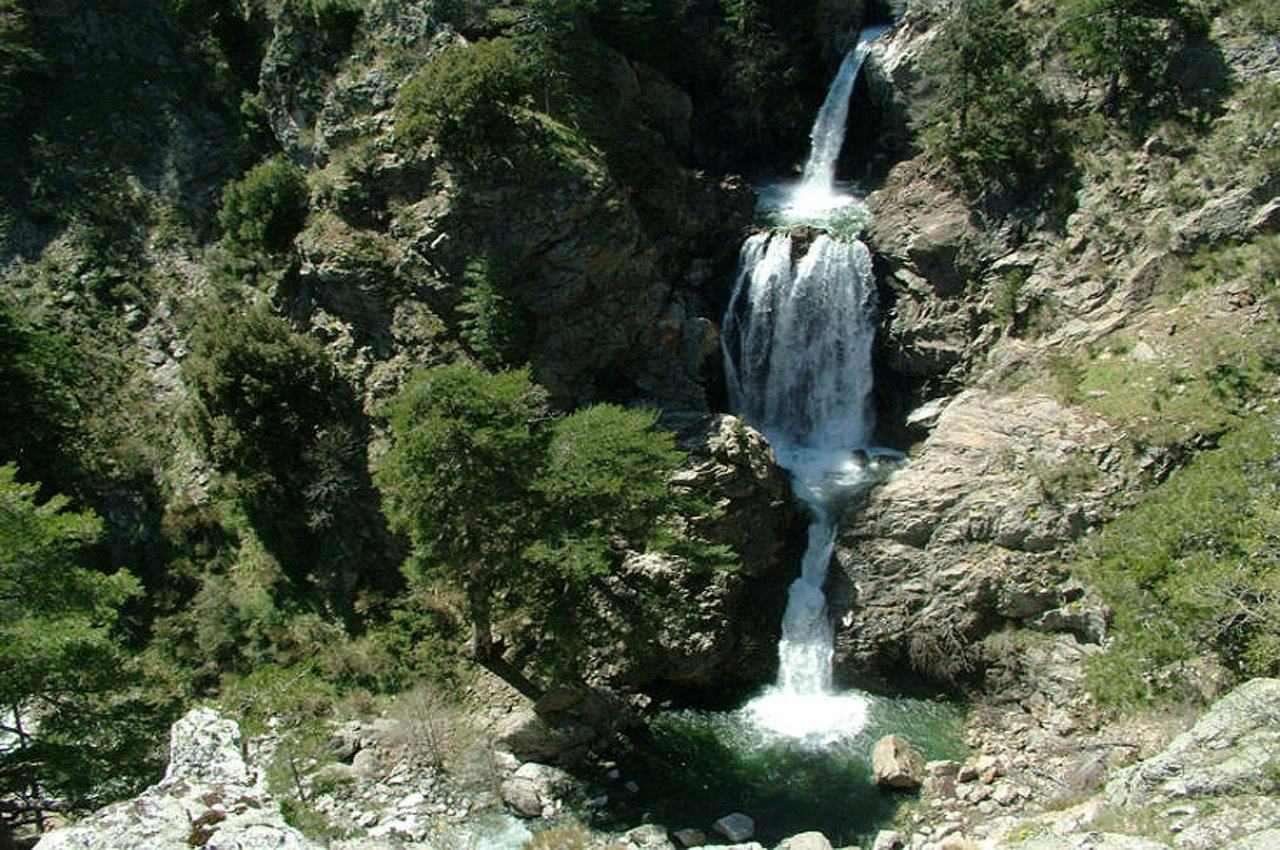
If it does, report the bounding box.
[792,25,889,214]
[722,25,891,745]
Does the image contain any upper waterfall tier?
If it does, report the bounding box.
[791,24,889,215]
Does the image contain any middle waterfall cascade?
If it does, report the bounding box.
[722,24,894,745]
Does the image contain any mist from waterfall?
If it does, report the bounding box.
[721,24,893,745]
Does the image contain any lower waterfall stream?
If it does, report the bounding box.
[603,23,964,845]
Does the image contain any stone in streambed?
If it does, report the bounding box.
[872,734,924,789]
[713,812,755,842]
[671,828,707,848]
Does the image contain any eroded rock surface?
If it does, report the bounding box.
[35,708,316,850]
[1105,678,1280,807]
[832,390,1121,686]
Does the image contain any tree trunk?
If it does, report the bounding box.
[467,569,493,661]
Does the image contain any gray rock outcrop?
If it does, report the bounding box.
[1105,678,1280,807]
[832,389,1121,685]
[35,708,316,850]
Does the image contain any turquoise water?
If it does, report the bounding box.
[605,694,965,846]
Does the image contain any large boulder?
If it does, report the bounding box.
[712,813,755,843]
[872,735,925,790]
[831,390,1122,687]
[499,762,578,820]
[35,708,316,850]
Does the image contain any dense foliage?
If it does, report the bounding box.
[0,0,40,123]
[1059,0,1209,120]
[925,0,1068,198]
[375,362,731,673]
[218,155,310,255]
[183,301,378,599]
[1085,418,1280,705]
[395,38,529,158]
[0,467,160,831]
[375,363,550,659]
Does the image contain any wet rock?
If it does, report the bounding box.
[922,760,960,801]
[872,735,925,789]
[625,824,676,850]
[871,830,904,850]
[573,414,800,695]
[713,812,756,843]
[500,762,577,819]
[671,828,707,848]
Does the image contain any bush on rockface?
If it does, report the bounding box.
[924,0,1071,199]
[218,155,310,255]
[394,37,529,158]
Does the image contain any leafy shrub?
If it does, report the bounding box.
[394,38,528,158]
[218,155,310,254]
[459,256,533,368]
[1084,417,1280,706]
[374,363,551,660]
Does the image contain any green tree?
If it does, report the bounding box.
[0,0,41,122]
[927,0,1068,196]
[1061,0,1208,117]
[0,305,83,491]
[0,466,152,830]
[218,155,310,255]
[183,302,369,590]
[375,363,734,676]
[374,363,550,660]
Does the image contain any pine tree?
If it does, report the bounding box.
[0,466,150,830]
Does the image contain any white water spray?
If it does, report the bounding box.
[722,24,893,745]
